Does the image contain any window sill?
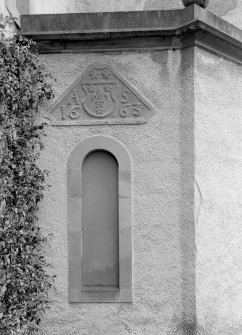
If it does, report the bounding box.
[69,287,132,303]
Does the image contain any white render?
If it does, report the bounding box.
[195,47,242,334]
[38,50,194,334]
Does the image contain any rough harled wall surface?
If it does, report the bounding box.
[37,49,195,335]
[195,48,242,335]
[29,0,242,29]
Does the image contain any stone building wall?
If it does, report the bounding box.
[1,1,242,334]
[37,49,196,335]
[195,48,242,335]
[37,42,242,335]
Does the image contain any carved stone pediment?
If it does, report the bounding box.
[46,65,155,126]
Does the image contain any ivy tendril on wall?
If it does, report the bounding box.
[0,16,55,335]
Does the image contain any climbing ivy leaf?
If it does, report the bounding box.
[0,16,54,335]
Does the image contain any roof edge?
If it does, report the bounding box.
[20,5,242,64]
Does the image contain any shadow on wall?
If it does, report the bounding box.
[170,318,201,335]
[169,45,242,335]
[170,317,242,335]
[152,47,198,335]
[178,48,196,335]
[172,318,208,335]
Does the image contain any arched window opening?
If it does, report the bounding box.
[82,150,119,287]
[68,136,132,302]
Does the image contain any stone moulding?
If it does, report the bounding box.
[45,64,155,126]
[20,4,242,65]
[67,135,132,302]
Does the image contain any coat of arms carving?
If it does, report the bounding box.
[46,65,155,125]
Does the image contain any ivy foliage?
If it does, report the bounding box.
[0,16,54,334]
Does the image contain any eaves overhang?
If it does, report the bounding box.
[20,4,242,64]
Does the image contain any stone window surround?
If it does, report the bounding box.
[67,135,132,303]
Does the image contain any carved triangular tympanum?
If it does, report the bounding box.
[47,65,155,126]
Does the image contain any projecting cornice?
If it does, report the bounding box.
[20,4,242,64]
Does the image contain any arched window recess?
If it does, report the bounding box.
[68,136,132,303]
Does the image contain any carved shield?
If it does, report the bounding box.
[82,83,118,118]
[46,65,155,126]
